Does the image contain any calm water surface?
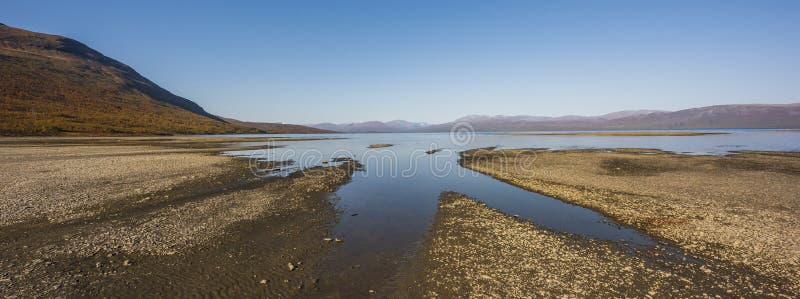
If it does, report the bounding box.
[222,130,800,287]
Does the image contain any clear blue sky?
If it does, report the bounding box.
[2,1,799,124]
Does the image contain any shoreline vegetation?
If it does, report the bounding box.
[460,148,800,296]
[0,136,360,297]
[502,131,730,136]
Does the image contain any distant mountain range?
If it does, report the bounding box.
[2,23,798,136]
[0,23,323,136]
[223,118,334,134]
[312,104,800,133]
[310,120,430,133]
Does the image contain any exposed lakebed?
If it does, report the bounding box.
[223,130,800,294]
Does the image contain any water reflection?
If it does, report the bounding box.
[221,130,800,290]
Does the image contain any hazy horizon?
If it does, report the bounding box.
[2,1,799,124]
[300,103,800,125]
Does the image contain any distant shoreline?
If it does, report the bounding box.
[501,131,729,136]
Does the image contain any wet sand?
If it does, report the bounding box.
[461,148,800,295]
[0,137,359,297]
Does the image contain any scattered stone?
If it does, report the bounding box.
[288,262,296,271]
[426,149,443,155]
[460,148,800,292]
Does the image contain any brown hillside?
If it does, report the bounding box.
[0,23,259,136]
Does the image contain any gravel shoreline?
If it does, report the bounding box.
[401,192,795,297]
[0,137,359,297]
[460,148,800,295]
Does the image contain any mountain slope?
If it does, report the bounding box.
[422,104,800,132]
[602,104,800,129]
[309,120,428,133]
[223,118,336,134]
[0,23,259,136]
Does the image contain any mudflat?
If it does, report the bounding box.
[0,137,359,297]
[460,148,800,295]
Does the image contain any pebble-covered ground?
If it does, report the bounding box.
[4,138,798,297]
[461,148,800,296]
[402,192,796,298]
[0,138,359,298]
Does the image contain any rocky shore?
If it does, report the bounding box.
[460,148,800,295]
[0,137,359,297]
[401,192,796,297]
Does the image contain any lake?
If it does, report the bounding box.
[222,129,800,290]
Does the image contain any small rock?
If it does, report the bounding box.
[122,260,131,266]
[369,289,376,294]
[334,238,343,243]
[323,238,333,242]
[259,279,268,284]
[288,263,296,271]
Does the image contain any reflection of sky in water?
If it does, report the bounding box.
[222,130,800,268]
